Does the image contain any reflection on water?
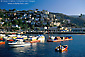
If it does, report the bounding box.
[31,43,37,46]
[40,40,45,43]
[0,44,5,46]
[0,44,5,48]
[9,44,31,53]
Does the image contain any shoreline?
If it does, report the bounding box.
[0,31,85,34]
[26,32,85,34]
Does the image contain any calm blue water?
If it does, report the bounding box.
[0,34,85,57]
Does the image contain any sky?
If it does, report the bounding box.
[0,0,85,15]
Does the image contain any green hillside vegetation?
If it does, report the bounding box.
[0,9,85,31]
[50,12,85,27]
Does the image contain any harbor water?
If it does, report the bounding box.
[0,34,85,57]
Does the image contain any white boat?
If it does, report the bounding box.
[8,34,16,37]
[0,34,5,37]
[3,36,8,40]
[28,35,45,43]
[8,41,31,47]
[37,35,45,41]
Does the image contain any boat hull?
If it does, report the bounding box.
[0,42,5,44]
[65,39,73,41]
[30,40,40,43]
[9,44,25,47]
[47,39,64,42]
[7,39,14,41]
[47,36,73,42]
[9,43,31,47]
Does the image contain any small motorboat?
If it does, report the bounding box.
[0,34,5,37]
[28,35,45,43]
[55,45,68,52]
[47,36,73,42]
[47,36,65,42]
[0,38,5,44]
[7,39,14,41]
[8,40,31,47]
[7,36,14,42]
[0,41,5,44]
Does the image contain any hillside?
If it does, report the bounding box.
[71,15,85,21]
[50,12,85,27]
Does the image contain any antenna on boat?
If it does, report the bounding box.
[48,27,50,38]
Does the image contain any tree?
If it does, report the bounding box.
[18,19,23,26]
[13,19,19,25]
[81,14,82,16]
[20,14,23,17]
[3,9,6,11]
[37,27,40,30]
[79,14,82,17]
[31,25,34,30]
[0,9,1,11]
[36,9,38,11]
[5,14,8,18]
[40,21,43,27]
[22,10,26,12]
[13,9,16,11]
[84,23,85,27]
[0,11,4,18]
[57,25,62,28]
[42,10,46,12]
[9,9,11,11]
